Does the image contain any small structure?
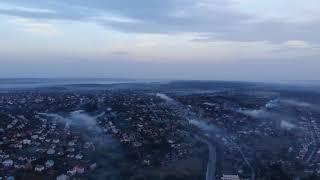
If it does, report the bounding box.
[67,168,77,176]
[74,165,85,174]
[35,165,45,172]
[31,135,39,140]
[22,139,31,145]
[75,154,83,160]
[45,160,55,168]
[2,159,13,167]
[221,175,240,180]
[47,148,55,155]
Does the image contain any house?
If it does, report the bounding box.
[35,165,45,172]
[74,165,85,174]
[2,159,13,167]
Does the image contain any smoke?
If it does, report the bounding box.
[156,93,222,135]
[237,98,312,132]
[38,112,64,120]
[238,108,300,131]
[237,98,280,119]
[189,118,220,133]
[239,109,270,119]
[156,93,175,102]
[280,99,313,108]
[239,98,316,119]
[39,110,104,133]
[39,110,119,148]
[279,98,320,113]
[39,111,123,179]
[280,120,296,130]
[265,99,280,108]
[70,110,101,130]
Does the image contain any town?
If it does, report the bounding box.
[1,81,320,180]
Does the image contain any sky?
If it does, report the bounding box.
[0,0,319,81]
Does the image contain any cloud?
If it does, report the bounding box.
[192,20,320,43]
[1,53,320,81]
[10,18,59,36]
[0,0,319,43]
[109,51,130,56]
[268,40,320,57]
[284,40,309,49]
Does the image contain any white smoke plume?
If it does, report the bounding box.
[156,93,175,102]
[239,109,270,119]
[39,110,104,132]
[280,120,296,130]
[156,93,222,134]
[281,99,312,108]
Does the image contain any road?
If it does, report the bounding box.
[157,92,258,180]
[205,139,217,180]
[195,135,217,180]
[156,93,217,180]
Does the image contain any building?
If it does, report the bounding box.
[221,175,241,180]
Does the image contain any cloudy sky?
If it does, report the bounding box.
[0,0,319,81]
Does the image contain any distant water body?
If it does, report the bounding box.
[0,78,159,90]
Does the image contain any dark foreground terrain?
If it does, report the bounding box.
[1,80,320,180]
